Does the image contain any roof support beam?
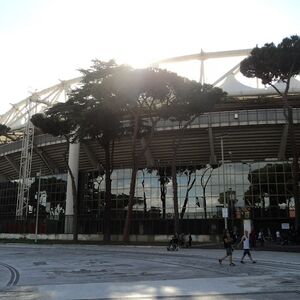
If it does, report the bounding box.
[82,143,98,169]
[208,126,217,166]
[212,62,241,86]
[4,155,19,175]
[33,143,59,174]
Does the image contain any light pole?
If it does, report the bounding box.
[35,170,41,243]
[221,137,228,229]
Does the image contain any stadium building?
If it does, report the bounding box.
[0,50,300,242]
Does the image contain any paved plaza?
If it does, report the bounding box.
[0,243,300,299]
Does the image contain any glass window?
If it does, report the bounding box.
[267,109,276,124]
[248,110,258,124]
[276,109,285,123]
[211,112,220,126]
[220,112,229,125]
[257,110,267,123]
[238,111,248,124]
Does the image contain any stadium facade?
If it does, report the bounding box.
[0,68,300,242]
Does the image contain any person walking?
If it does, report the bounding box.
[188,234,192,248]
[258,230,264,247]
[276,230,281,244]
[218,230,235,266]
[238,230,256,264]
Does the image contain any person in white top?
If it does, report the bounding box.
[238,230,256,264]
[276,230,281,244]
[258,230,264,247]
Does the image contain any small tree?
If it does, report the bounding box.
[113,68,190,242]
[240,35,300,230]
[67,60,129,242]
[179,165,204,220]
[200,164,216,219]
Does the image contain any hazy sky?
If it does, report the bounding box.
[0,0,299,114]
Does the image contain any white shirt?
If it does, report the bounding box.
[242,235,250,249]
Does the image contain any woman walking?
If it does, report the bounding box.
[238,230,256,264]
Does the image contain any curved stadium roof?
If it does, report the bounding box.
[219,75,300,97]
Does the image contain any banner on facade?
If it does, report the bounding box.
[222,208,228,218]
[281,223,290,230]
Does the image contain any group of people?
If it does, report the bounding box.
[248,228,297,246]
[218,229,256,266]
[167,233,192,251]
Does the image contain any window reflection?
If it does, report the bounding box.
[76,161,294,220]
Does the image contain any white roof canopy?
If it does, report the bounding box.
[219,75,300,97]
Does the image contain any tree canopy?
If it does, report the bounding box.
[240,35,300,91]
[32,59,228,238]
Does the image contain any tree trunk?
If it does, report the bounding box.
[169,117,197,234]
[171,162,179,235]
[142,171,147,215]
[103,143,112,242]
[180,174,196,220]
[67,165,78,241]
[123,112,157,242]
[203,193,207,219]
[123,165,138,242]
[160,184,166,219]
[122,112,139,242]
[201,167,213,219]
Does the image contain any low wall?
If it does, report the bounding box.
[0,233,221,243]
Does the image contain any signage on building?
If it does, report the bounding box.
[222,208,228,218]
[281,223,290,230]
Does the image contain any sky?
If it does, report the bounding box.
[0,0,299,114]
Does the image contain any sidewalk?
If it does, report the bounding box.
[4,275,285,300]
[1,244,300,299]
[193,242,300,253]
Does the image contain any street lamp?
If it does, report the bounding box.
[35,170,42,243]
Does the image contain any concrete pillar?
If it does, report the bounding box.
[65,142,80,233]
[243,219,252,233]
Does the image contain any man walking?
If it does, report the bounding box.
[238,230,256,264]
[218,230,235,266]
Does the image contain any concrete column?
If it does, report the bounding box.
[243,219,252,233]
[65,142,80,233]
[208,126,217,166]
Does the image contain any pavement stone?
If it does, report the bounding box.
[0,244,299,299]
